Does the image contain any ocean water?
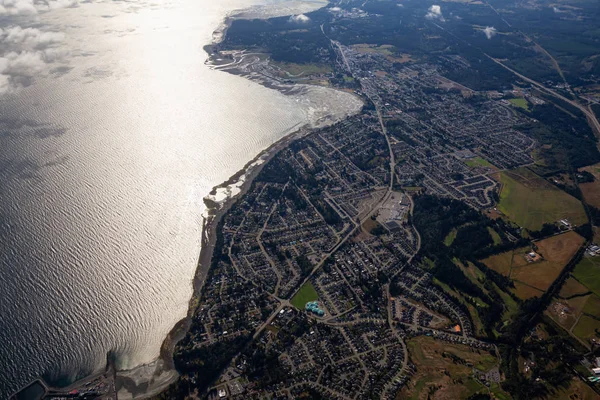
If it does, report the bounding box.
[0,0,360,396]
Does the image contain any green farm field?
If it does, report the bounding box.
[573,314,600,342]
[496,168,586,231]
[573,257,600,298]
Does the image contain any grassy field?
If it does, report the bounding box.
[578,163,600,208]
[573,314,600,342]
[510,231,585,297]
[290,281,319,309]
[573,257,600,297]
[559,276,591,298]
[546,295,590,331]
[582,293,600,317]
[444,228,457,246]
[351,44,414,64]
[434,277,487,336]
[482,246,529,277]
[513,281,544,299]
[272,61,331,77]
[362,218,385,235]
[353,43,394,56]
[509,97,530,111]
[496,283,520,322]
[483,231,585,299]
[464,156,495,169]
[401,336,504,400]
[547,275,600,335]
[497,168,587,231]
[457,260,486,283]
[487,227,502,245]
[552,378,600,400]
[450,260,515,336]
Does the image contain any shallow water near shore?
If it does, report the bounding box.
[0,0,361,396]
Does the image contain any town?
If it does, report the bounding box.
[166,14,586,398]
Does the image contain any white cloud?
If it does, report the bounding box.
[328,6,341,12]
[0,0,78,16]
[37,0,79,12]
[1,51,46,76]
[0,25,67,93]
[483,26,497,39]
[0,26,64,50]
[426,5,443,21]
[0,51,47,93]
[0,0,37,16]
[0,0,72,95]
[552,6,561,13]
[288,14,310,24]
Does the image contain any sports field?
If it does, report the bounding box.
[509,97,530,111]
[290,281,319,309]
[464,157,495,169]
[496,168,586,231]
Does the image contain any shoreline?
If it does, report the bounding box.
[10,1,353,399]
[115,124,316,398]
[108,1,362,397]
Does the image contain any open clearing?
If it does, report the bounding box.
[488,227,502,245]
[546,294,590,331]
[513,281,544,299]
[496,168,586,231]
[510,231,584,296]
[578,163,600,208]
[559,276,590,298]
[271,61,331,77]
[552,378,599,400]
[351,44,414,64]
[508,97,530,111]
[582,293,600,318]
[482,231,584,299]
[444,228,457,246]
[464,156,495,169]
[573,256,600,297]
[573,314,600,342]
[482,246,529,277]
[290,281,319,309]
[400,336,504,400]
[547,275,600,339]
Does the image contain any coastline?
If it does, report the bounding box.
[113,124,315,398]
[114,1,362,397]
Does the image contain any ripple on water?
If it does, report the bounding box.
[0,0,359,396]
